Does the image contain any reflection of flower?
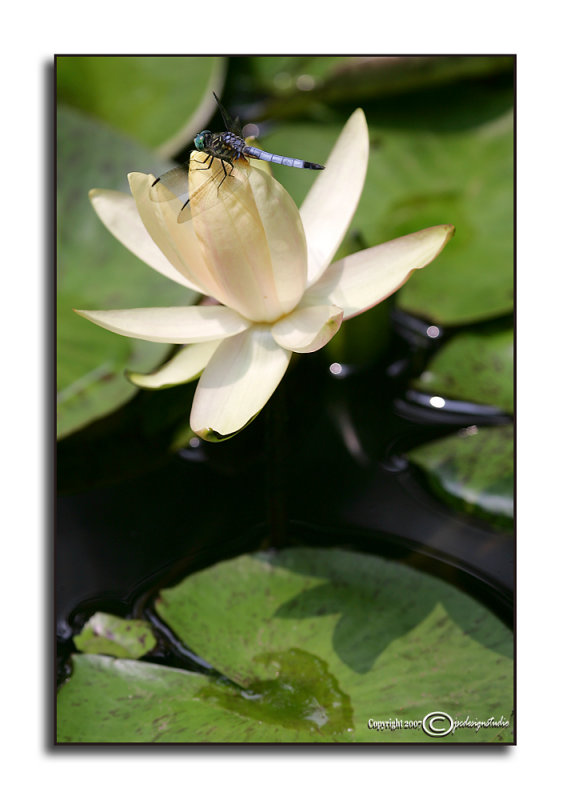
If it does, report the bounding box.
[78,110,454,440]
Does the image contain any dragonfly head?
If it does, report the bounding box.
[194,130,211,152]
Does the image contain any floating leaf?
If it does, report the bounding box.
[413,327,513,412]
[246,56,350,95]
[57,106,196,439]
[56,56,226,156]
[258,56,514,117]
[58,654,348,743]
[73,613,157,659]
[407,425,514,531]
[58,549,512,743]
[311,56,513,103]
[387,115,514,324]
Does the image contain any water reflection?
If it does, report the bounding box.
[429,395,446,408]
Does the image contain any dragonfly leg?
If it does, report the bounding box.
[192,154,215,172]
[217,158,236,189]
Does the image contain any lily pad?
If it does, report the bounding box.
[382,115,514,324]
[407,425,514,531]
[56,56,226,156]
[57,548,514,742]
[57,106,196,439]
[246,56,351,94]
[73,613,157,659]
[58,653,346,743]
[413,327,513,412]
[255,56,513,117]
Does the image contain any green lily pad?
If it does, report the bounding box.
[58,653,350,743]
[56,56,226,155]
[255,56,513,117]
[407,425,514,531]
[73,613,157,659]
[413,327,513,412]
[312,56,513,104]
[246,56,351,94]
[57,106,196,439]
[56,548,514,743]
[261,93,513,326]
[381,114,514,324]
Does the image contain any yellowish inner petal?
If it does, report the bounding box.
[187,153,306,323]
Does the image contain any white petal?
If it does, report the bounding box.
[190,326,291,440]
[127,340,221,389]
[89,189,201,292]
[271,304,343,353]
[304,225,455,319]
[300,109,369,285]
[248,165,307,317]
[75,305,250,344]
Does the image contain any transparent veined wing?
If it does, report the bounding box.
[150,156,253,224]
[149,93,242,223]
[150,165,192,221]
[213,92,242,137]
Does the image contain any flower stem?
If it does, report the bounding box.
[265,382,288,548]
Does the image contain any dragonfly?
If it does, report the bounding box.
[151,93,324,221]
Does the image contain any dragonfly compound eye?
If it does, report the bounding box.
[193,130,210,151]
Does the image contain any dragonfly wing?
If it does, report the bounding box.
[150,165,191,221]
[213,92,242,136]
[231,115,242,137]
[150,158,252,224]
[187,159,253,221]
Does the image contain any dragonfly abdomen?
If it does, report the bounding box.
[243,145,324,170]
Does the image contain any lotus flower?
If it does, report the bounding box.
[77,109,454,440]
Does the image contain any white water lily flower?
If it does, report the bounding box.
[78,109,454,441]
